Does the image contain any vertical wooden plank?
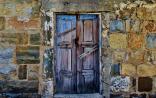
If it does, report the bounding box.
[77,21,84,45]
[93,19,99,43]
[84,20,93,42]
[83,48,94,69]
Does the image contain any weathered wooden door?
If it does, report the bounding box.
[55,14,99,94]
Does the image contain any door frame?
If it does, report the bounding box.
[53,13,102,94]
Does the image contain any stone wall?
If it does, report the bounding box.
[101,1,156,98]
[0,0,41,96]
[0,0,156,98]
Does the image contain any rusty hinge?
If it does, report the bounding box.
[79,45,98,59]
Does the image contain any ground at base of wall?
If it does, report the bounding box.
[54,93,103,98]
[0,93,41,98]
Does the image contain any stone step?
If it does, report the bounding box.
[54,93,104,98]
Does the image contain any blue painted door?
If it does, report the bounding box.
[55,14,99,94]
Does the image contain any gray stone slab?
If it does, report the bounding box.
[54,93,103,98]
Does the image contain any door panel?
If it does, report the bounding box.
[56,15,77,93]
[56,14,99,94]
[77,15,99,93]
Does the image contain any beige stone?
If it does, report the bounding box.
[28,65,39,80]
[145,51,156,65]
[137,64,156,77]
[121,63,136,76]
[128,50,145,65]
[109,33,127,49]
[153,77,156,92]
[128,32,144,50]
[113,51,126,62]
[0,3,15,16]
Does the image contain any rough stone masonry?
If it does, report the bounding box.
[0,0,156,98]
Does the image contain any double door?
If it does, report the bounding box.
[55,14,99,94]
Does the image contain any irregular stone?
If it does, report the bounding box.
[121,63,136,76]
[46,0,107,12]
[128,50,145,65]
[137,64,156,77]
[138,77,152,92]
[146,33,156,49]
[145,50,156,65]
[43,48,53,78]
[128,32,144,50]
[30,33,40,45]
[109,20,125,32]
[18,65,27,80]
[7,17,40,30]
[111,76,130,92]
[16,46,40,64]
[43,79,54,96]
[28,65,39,80]
[0,33,28,45]
[109,33,127,49]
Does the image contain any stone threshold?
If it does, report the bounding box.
[54,93,103,98]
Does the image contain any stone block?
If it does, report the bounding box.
[28,65,39,80]
[145,50,156,65]
[0,33,28,45]
[143,21,156,32]
[111,63,120,75]
[16,0,39,18]
[109,20,125,32]
[128,32,144,50]
[128,50,145,65]
[149,94,156,98]
[0,80,38,93]
[137,64,156,77]
[121,63,136,76]
[0,17,5,30]
[137,7,153,20]
[109,33,127,49]
[130,94,146,98]
[153,77,156,92]
[7,17,40,30]
[18,65,27,80]
[146,33,156,49]
[16,46,40,64]
[0,48,14,64]
[113,50,126,62]
[0,3,15,16]
[138,77,152,92]
[30,33,40,45]
[110,94,123,98]
[111,76,130,92]
[125,20,140,33]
